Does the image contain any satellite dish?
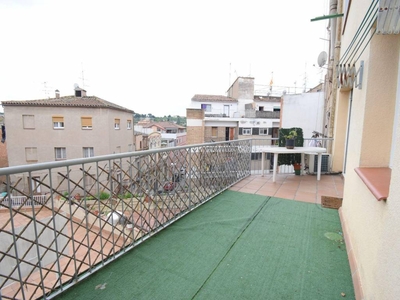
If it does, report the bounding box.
[317,51,327,67]
[74,83,79,89]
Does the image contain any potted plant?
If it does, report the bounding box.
[284,130,297,149]
[293,162,302,175]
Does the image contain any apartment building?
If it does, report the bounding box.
[186,77,281,145]
[1,87,135,167]
[328,0,400,298]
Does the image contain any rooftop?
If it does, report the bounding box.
[1,96,134,114]
[55,174,352,299]
[191,94,238,102]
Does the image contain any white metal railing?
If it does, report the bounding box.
[0,195,47,208]
[0,140,251,300]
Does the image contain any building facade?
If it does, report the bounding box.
[329,0,400,298]
[2,88,135,166]
[134,120,186,147]
[187,77,281,144]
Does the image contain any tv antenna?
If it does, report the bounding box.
[79,62,90,89]
[42,81,52,98]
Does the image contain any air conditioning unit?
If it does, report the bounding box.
[308,154,330,174]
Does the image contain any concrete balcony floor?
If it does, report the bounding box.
[54,174,353,300]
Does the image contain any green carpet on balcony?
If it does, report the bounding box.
[56,190,354,300]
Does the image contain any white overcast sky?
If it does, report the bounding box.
[0,0,329,117]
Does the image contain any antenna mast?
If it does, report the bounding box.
[42,81,50,98]
[79,62,90,89]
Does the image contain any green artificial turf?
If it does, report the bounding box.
[56,190,354,300]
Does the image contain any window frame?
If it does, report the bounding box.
[259,128,269,135]
[81,117,93,130]
[54,147,66,160]
[52,116,65,129]
[115,118,120,130]
[54,147,67,160]
[243,128,251,135]
[201,104,212,112]
[83,147,94,158]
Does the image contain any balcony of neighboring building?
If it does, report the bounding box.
[245,103,281,119]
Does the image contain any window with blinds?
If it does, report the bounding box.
[83,147,94,158]
[81,117,92,129]
[55,147,66,160]
[114,118,120,129]
[52,116,64,129]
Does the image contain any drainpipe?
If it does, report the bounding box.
[326,0,341,154]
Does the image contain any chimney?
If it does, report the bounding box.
[74,86,87,97]
[55,89,60,99]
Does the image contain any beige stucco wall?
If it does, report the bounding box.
[338,1,400,298]
[331,91,349,172]
[4,106,134,166]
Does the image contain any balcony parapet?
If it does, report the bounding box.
[245,110,280,119]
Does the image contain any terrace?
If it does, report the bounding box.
[0,140,353,299]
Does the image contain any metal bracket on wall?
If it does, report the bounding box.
[355,60,364,90]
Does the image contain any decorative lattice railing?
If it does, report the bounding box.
[0,140,251,299]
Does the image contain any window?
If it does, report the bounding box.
[25,147,38,162]
[52,116,64,129]
[212,127,218,137]
[127,120,132,129]
[23,115,35,129]
[83,147,94,158]
[201,104,211,112]
[55,147,66,160]
[29,176,41,194]
[259,106,264,111]
[81,117,92,129]
[115,146,121,153]
[259,128,269,135]
[251,153,262,160]
[115,118,120,129]
[243,128,251,135]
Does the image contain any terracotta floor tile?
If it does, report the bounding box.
[274,190,296,200]
[294,191,317,203]
[237,187,258,194]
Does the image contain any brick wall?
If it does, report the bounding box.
[186,109,205,145]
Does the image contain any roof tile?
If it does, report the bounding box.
[1,96,134,113]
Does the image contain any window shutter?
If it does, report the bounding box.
[239,128,243,135]
[81,117,92,127]
[52,116,64,122]
[252,128,259,135]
